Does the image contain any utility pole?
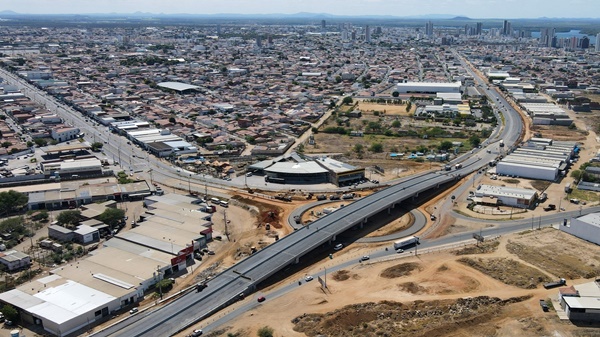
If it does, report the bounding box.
[224,210,230,241]
[156,265,163,300]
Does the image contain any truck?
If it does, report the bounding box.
[543,278,566,289]
[543,204,556,212]
[564,183,572,193]
[393,236,419,250]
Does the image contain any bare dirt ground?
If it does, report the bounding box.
[187,228,600,337]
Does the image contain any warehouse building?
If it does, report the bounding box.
[561,213,600,246]
[495,138,575,181]
[393,82,461,94]
[0,278,120,336]
[472,184,538,209]
[521,103,573,126]
[558,279,600,322]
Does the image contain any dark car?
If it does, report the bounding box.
[539,299,549,312]
[257,296,266,303]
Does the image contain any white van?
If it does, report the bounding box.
[219,201,229,208]
[210,197,220,204]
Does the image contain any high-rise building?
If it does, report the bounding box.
[476,22,482,35]
[217,24,222,36]
[581,36,590,49]
[256,36,262,48]
[425,21,434,36]
[569,36,578,50]
[502,20,511,36]
[596,33,600,52]
[540,27,555,47]
[365,25,371,43]
[321,20,326,29]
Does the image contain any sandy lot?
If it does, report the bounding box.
[194,228,600,337]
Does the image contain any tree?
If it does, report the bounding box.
[406,102,412,112]
[34,138,48,147]
[1,304,18,322]
[570,170,583,182]
[1,141,12,148]
[391,120,401,128]
[257,326,274,337]
[469,135,481,148]
[168,117,176,124]
[56,210,82,228]
[392,91,399,97]
[353,143,364,154]
[342,96,353,105]
[91,142,103,152]
[0,190,28,216]
[97,208,126,229]
[369,143,384,153]
[438,141,453,151]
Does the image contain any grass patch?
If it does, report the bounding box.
[506,242,600,279]
[530,180,552,191]
[380,262,421,279]
[458,257,551,289]
[503,178,520,184]
[453,241,500,255]
[567,188,600,203]
[332,270,351,281]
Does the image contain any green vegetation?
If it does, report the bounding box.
[91,142,104,152]
[1,304,18,322]
[257,326,274,337]
[117,171,134,184]
[56,210,82,229]
[97,208,125,229]
[0,190,28,216]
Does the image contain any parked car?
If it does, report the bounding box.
[304,275,314,282]
[257,296,266,303]
[190,329,203,336]
[396,249,404,253]
[539,299,549,312]
[333,243,344,251]
[129,308,139,314]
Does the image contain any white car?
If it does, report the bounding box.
[129,308,139,314]
[304,275,314,282]
[333,243,343,251]
[190,329,203,337]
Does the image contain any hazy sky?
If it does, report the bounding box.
[2,0,600,19]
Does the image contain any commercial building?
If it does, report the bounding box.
[50,126,80,142]
[393,82,461,95]
[472,184,538,209]
[0,250,31,271]
[495,139,575,181]
[558,279,600,322]
[561,213,600,246]
[256,153,365,186]
[521,103,573,126]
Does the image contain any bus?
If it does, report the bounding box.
[219,200,229,208]
[393,236,419,250]
[210,197,220,204]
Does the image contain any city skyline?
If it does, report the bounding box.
[1,0,600,19]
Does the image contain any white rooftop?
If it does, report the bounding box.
[157,82,200,91]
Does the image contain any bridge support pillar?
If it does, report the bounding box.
[295,256,300,264]
[332,235,337,242]
[387,207,391,214]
